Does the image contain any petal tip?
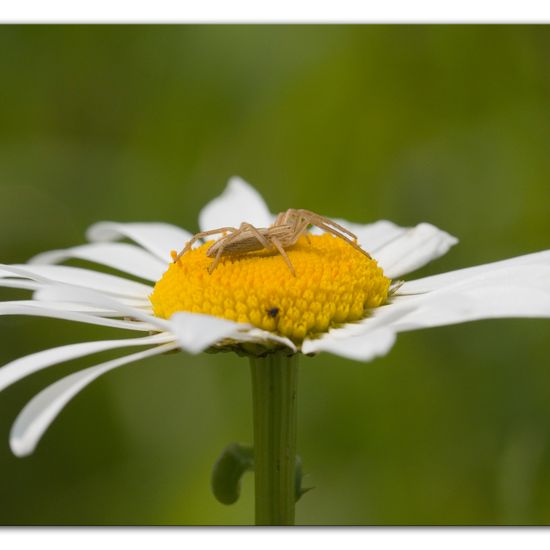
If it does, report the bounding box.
[198,176,272,232]
[227,175,254,192]
[302,327,397,362]
[169,311,250,355]
[9,434,34,458]
[85,221,128,245]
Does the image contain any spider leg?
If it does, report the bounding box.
[311,220,371,258]
[288,209,302,231]
[208,243,227,274]
[207,228,245,273]
[293,210,371,257]
[272,210,287,227]
[285,218,310,246]
[239,223,272,249]
[303,227,311,245]
[270,236,297,277]
[271,210,303,246]
[296,209,359,241]
[173,227,237,262]
[207,223,269,274]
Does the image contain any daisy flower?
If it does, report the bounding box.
[1,176,549,524]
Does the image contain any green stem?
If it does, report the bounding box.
[249,352,299,526]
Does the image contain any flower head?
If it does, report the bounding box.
[151,234,390,343]
[1,176,549,456]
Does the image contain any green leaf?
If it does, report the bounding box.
[211,442,311,506]
[211,443,254,505]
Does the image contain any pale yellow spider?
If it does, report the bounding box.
[172,209,371,276]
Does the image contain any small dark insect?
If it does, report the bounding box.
[173,208,370,276]
[267,307,280,318]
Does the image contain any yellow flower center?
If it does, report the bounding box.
[150,234,390,343]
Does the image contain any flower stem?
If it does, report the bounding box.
[249,352,299,526]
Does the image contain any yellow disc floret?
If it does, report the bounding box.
[150,234,390,343]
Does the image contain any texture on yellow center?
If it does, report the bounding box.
[150,234,390,343]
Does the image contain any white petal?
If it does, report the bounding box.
[352,220,412,253]
[240,328,297,352]
[10,342,177,457]
[86,222,192,263]
[0,279,42,291]
[0,302,156,331]
[311,219,458,279]
[392,264,550,331]
[198,176,273,232]
[35,286,170,332]
[170,312,296,353]
[32,292,152,311]
[169,312,254,354]
[373,223,458,279]
[399,250,550,294]
[0,264,152,299]
[311,219,405,252]
[302,327,396,361]
[0,333,174,394]
[30,242,167,282]
[0,299,124,317]
[301,303,414,361]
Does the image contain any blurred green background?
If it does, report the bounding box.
[0,25,549,525]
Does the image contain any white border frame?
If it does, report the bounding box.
[1,1,550,23]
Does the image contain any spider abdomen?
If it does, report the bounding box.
[206,229,273,258]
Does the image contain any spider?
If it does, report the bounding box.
[172,209,371,276]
